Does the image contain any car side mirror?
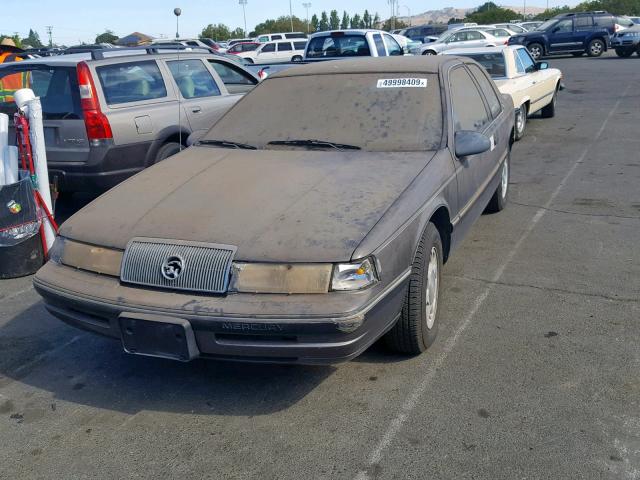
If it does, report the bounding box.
[455,131,491,158]
[536,61,548,70]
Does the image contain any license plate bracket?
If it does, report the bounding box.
[118,313,199,362]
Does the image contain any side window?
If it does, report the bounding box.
[594,15,613,27]
[383,35,402,56]
[96,60,167,105]
[467,31,484,40]
[467,64,502,118]
[186,41,199,46]
[373,33,386,56]
[261,43,276,53]
[452,32,467,42]
[515,53,526,74]
[271,35,282,40]
[208,60,257,86]
[258,36,269,42]
[294,41,307,50]
[167,59,221,99]
[575,16,594,29]
[449,67,490,133]
[516,48,536,72]
[277,42,293,52]
[554,19,573,33]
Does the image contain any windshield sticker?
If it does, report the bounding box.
[377,78,427,88]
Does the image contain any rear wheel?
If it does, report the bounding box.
[515,104,528,140]
[527,43,544,61]
[587,39,605,57]
[291,55,303,62]
[485,153,510,213]
[385,223,442,355]
[155,142,182,163]
[615,48,633,58]
[540,87,557,118]
[422,50,436,55]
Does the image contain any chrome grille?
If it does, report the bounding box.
[120,238,236,294]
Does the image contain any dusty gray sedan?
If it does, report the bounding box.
[34,57,514,364]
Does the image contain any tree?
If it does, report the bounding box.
[382,18,408,31]
[252,16,307,35]
[329,10,340,29]
[23,29,43,48]
[95,30,118,45]
[465,2,520,23]
[373,13,381,28]
[341,11,350,29]
[200,23,231,41]
[363,10,372,28]
[351,13,362,28]
[319,11,330,31]
[310,14,320,32]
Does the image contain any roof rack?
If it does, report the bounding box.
[90,45,211,60]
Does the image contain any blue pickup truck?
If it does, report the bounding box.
[508,12,632,60]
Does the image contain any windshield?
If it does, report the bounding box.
[536,19,557,31]
[204,73,443,151]
[436,31,454,42]
[457,52,506,78]
[306,35,371,57]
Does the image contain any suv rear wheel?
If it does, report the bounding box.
[587,39,605,57]
[155,142,182,163]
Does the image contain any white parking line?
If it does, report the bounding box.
[354,82,633,479]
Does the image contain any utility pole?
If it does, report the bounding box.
[387,0,397,30]
[45,26,54,47]
[239,0,248,37]
[403,5,411,26]
[289,0,294,32]
[303,3,312,33]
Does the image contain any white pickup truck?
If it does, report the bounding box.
[304,29,405,60]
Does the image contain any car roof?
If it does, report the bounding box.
[443,45,517,55]
[309,29,385,37]
[271,56,459,78]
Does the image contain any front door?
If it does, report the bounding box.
[548,19,578,53]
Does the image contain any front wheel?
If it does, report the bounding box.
[527,43,544,61]
[422,50,436,55]
[515,104,528,140]
[587,39,605,57]
[615,48,633,58]
[485,153,510,213]
[385,223,442,355]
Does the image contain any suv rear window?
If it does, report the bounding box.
[306,35,371,58]
[96,60,167,105]
[0,65,82,120]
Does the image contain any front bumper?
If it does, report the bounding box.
[33,262,409,365]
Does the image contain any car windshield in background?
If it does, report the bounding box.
[535,20,557,31]
[460,52,506,77]
[0,66,82,119]
[205,73,442,151]
[306,35,371,57]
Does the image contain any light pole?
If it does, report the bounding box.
[173,7,181,39]
[303,2,312,33]
[239,0,248,38]
[289,0,294,32]
[403,5,411,26]
[387,0,397,30]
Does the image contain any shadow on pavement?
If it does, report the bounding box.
[0,302,336,417]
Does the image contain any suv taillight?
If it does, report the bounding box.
[76,61,112,143]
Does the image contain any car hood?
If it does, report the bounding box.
[60,147,434,262]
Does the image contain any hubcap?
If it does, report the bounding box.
[501,160,509,199]
[592,42,602,54]
[516,109,525,134]
[425,247,439,330]
[530,46,541,59]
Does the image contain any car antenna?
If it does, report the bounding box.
[174,7,183,152]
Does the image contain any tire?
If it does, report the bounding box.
[572,52,584,57]
[587,39,605,57]
[527,43,544,61]
[615,48,633,58]
[514,103,528,141]
[540,87,557,118]
[422,50,436,55]
[291,55,303,62]
[485,153,510,214]
[385,223,443,355]
[155,142,182,163]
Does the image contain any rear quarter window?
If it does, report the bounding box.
[96,60,167,105]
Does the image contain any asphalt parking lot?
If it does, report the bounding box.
[1,50,639,479]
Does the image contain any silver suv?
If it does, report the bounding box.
[0,48,259,192]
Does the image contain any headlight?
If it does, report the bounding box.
[331,258,378,291]
[48,236,65,263]
[230,263,332,294]
[51,236,123,276]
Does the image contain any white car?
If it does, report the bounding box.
[444,45,563,140]
[254,32,307,43]
[304,30,404,60]
[421,29,503,55]
[237,39,308,64]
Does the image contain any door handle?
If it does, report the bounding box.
[192,106,202,113]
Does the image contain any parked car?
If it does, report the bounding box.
[421,29,502,55]
[254,32,307,42]
[305,30,404,60]
[610,24,640,56]
[238,39,307,63]
[152,38,216,52]
[495,23,528,33]
[227,38,254,46]
[517,21,543,31]
[444,45,562,139]
[484,27,517,39]
[626,16,640,24]
[400,24,448,43]
[64,43,117,55]
[508,11,627,59]
[0,48,258,193]
[391,34,421,54]
[34,56,514,365]
[226,42,260,54]
[199,38,226,52]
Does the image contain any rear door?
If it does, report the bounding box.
[276,42,294,61]
[164,58,237,132]
[573,16,595,49]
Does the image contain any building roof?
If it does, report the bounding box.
[116,32,154,46]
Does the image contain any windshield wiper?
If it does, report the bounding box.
[197,139,257,150]
[267,139,361,151]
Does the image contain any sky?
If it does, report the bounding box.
[3,0,556,45]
